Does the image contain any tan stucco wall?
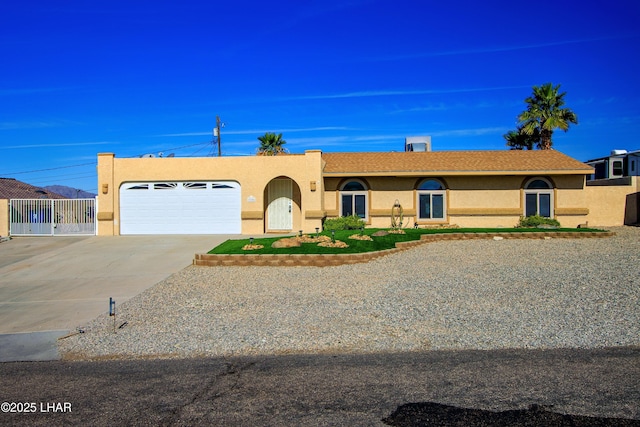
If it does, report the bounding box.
[98,150,634,234]
[96,153,115,236]
[324,174,593,228]
[97,151,324,235]
[0,199,8,236]
[584,176,640,226]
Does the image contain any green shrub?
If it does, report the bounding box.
[323,215,366,231]
[516,215,561,228]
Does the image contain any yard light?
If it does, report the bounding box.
[331,230,335,243]
[299,230,303,237]
[109,297,117,334]
[250,237,254,245]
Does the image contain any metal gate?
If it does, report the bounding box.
[9,199,96,236]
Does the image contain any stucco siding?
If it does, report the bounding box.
[584,176,640,226]
[446,176,520,191]
[97,151,324,235]
[96,149,620,235]
[448,189,519,210]
[323,173,594,228]
[448,215,521,228]
[0,199,8,236]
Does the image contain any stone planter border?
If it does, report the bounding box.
[193,231,614,268]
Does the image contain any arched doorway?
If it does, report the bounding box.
[265,177,301,232]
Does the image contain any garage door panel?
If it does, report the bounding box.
[120,181,241,235]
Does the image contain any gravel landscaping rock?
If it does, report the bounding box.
[59,227,640,360]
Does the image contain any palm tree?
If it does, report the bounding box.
[518,83,578,150]
[504,126,541,150]
[257,132,288,156]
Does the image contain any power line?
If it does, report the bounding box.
[1,139,225,189]
[26,173,97,185]
[0,162,96,176]
[189,143,211,157]
[124,141,213,158]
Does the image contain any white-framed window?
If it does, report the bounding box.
[184,182,207,190]
[153,182,178,190]
[416,179,446,221]
[340,180,368,219]
[524,178,554,218]
[611,159,624,177]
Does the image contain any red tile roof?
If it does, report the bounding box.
[322,150,593,175]
[0,178,65,199]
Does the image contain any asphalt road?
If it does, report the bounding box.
[1,347,638,426]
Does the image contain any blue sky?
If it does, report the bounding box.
[1,0,639,193]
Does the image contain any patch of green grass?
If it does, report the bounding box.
[207,227,607,255]
[210,230,404,254]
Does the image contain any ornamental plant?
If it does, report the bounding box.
[516,215,561,228]
[323,215,366,231]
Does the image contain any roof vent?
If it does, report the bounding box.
[405,136,431,152]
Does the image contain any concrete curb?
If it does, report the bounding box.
[0,330,69,362]
[194,231,615,267]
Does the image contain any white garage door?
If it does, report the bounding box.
[120,181,241,235]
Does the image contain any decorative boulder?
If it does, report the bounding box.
[271,237,302,248]
[371,230,389,237]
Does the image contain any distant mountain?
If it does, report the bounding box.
[44,185,96,199]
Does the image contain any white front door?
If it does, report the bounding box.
[267,179,292,230]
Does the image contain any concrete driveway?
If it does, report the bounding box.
[0,235,237,360]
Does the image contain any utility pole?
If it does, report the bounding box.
[214,115,223,157]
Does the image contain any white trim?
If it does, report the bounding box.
[523,177,554,218]
[416,179,446,221]
[339,179,368,220]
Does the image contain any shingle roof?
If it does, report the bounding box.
[322,150,593,176]
[0,178,65,199]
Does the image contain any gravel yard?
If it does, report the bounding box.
[59,227,640,360]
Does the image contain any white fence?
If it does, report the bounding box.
[9,199,96,236]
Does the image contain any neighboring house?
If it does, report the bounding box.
[0,178,65,200]
[95,145,623,236]
[586,149,640,181]
[585,149,640,226]
[0,178,66,236]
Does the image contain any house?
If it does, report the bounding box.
[0,178,66,236]
[585,149,640,225]
[586,149,640,181]
[0,178,65,200]
[95,144,627,235]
